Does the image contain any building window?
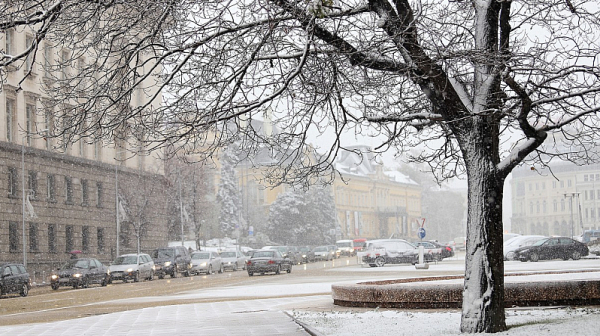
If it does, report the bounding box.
[25,35,35,73]
[81,179,89,206]
[97,227,104,253]
[48,224,56,253]
[553,181,557,189]
[591,190,595,200]
[584,174,589,182]
[43,42,52,77]
[96,182,103,207]
[561,199,565,211]
[560,180,564,188]
[9,221,19,252]
[65,225,74,252]
[543,201,547,213]
[529,202,534,214]
[29,222,38,252]
[28,171,38,199]
[61,49,70,80]
[44,107,53,150]
[6,97,16,142]
[47,174,56,201]
[82,226,90,253]
[568,180,572,187]
[536,201,540,214]
[5,29,14,55]
[65,176,73,204]
[26,103,36,146]
[8,167,18,198]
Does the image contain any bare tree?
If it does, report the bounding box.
[119,174,154,255]
[3,1,600,332]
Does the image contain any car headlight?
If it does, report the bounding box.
[164,261,171,267]
[73,273,82,278]
[200,262,207,266]
[126,268,134,273]
[302,255,307,258]
[107,270,111,275]
[51,274,58,280]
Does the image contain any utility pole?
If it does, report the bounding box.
[564,192,580,238]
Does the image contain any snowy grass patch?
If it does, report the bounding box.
[290,307,600,336]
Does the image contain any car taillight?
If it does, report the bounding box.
[246,260,252,265]
[446,247,452,252]
[268,260,275,264]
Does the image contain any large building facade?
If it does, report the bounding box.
[1,26,168,282]
[510,163,600,238]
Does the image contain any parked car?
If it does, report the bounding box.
[263,246,300,264]
[328,245,340,258]
[50,258,109,290]
[336,240,355,256]
[190,251,223,275]
[298,246,315,263]
[513,237,589,262]
[313,245,333,261]
[108,253,155,283]
[451,237,467,251]
[428,241,455,259]
[413,241,445,261]
[0,263,31,297]
[246,249,292,276]
[504,235,547,260]
[150,246,192,278]
[362,239,419,267]
[220,250,247,271]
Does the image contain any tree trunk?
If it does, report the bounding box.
[460,140,507,333]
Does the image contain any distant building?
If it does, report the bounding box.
[510,163,600,238]
[0,26,168,281]
[333,146,422,240]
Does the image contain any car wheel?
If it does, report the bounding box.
[572,251,582,260]
[148,270,154,281]
[208,265,213,275]
[102,277,108,286]
[172,265,178,278]
[51,283,59,290]
[73,283,79,289]
[233,263,238,271]
[158,274,164,279]
[82,277,90,288]
[248,272,254,276]
[134,271,140,283]
[375,256,386,267]
[287,265,292,274]
[275,265,281,275]
[530,253,539,262]
[20,283,29,297]
[219,265,224,274]
[369,264,377,267]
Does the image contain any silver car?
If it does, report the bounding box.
[108,253,155,283]
[190,251,223,275]
[220,250,247,271]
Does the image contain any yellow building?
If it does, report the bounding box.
[332,146,422,240]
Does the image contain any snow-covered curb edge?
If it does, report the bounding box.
[284,311,326,336]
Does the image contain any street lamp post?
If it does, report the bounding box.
[564,192,580,238]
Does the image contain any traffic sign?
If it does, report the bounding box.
[417,227,426,239]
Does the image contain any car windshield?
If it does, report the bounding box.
[314,246,327,252]
[532,238,549,246]
[113,256,138,265]
[252,251,274,258]
[270,247,287,253]
[300,247,310,252]
[152,249,174,259]
[220,252,236,258]
[63,259,90,269]
[354,241,366,248]
[337,242,352,247]
[192,253,210,259]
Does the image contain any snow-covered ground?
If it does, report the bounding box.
[291,307,600,336]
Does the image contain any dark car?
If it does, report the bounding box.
[246,250,293,276]
[514,237,589,262]
[0,263,31,297]
[150,246,191,278]
[50,258,109,290]
[414,241,455,261]
[298,246,315,263]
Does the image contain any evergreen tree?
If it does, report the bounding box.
[217,147,243,237]
[267,186,336,245]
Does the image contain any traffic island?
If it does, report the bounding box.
[332,270,600,308]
